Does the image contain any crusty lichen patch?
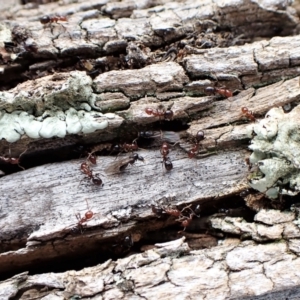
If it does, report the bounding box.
[248,105,300,199]
[0,71,123,142]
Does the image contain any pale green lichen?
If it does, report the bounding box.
[18,112,42,139]
[65,108,82,134]
[0,109,111,141]
[0,71,116,141]
[248,106,300,199]
[0,111,22,142]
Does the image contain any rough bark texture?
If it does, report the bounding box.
[1,0,300,299]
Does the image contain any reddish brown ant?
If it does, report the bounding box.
[86,153,97,165]
[145,104,174,121]
[204,86,233,98]
[81,143,112,165]
[175,204,198,231]
[152,202,200,231]
[121,142,139,152]
[111,141,139,155]
[188,130,205,159]
[160,142,173,171]
[160,142,170,157]
[152,202,198,231]
[152,204,187,218]
[40,15,68,35]
[84,143,112,164]
[164,207,181,217]
[72,199,94,233]
[40,15,68,25]
[80,162,103,186]
[176,213,195,231]
[0,156,20,165]
[241,107,256,122]
[0,148,27,170]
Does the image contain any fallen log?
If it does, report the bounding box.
[1,0,300,299]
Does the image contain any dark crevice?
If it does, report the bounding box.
[0,120,189,175]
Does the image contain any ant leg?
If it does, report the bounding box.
[86,151,97,164]
[17,147,28,170]
[50,24,54,35]
[75,212,81,223]
[77,176,87,189]
[84,199,94,219]
[170,140,180,147]
[180,204,193,214]
[17,163,25,171]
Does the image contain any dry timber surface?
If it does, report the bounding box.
[1,0,300,299]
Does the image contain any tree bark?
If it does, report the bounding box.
[1,0,300,299]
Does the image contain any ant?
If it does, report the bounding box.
[40,15,68,25]
[175,204,199,231]
[80,162,103,186]
[152,202,199,231]
[105,153,144,174]
[164,207,183,217]
[160,142,170,157]
[87,153,97,165]
[111,141,139,155]
[160,142,173,171]
[84,143,112,164]
[73,199,94,233]
[40,15,68,35]
[151,203,187,218]
[176,213,195,231]
[241,107,256,122]
[204,86,233,98]
[188,130,205,159]
[145,104,174,121]
[0,148,27,170]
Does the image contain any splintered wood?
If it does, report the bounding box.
[1,0,300,299]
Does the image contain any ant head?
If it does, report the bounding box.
[241,107,248,113]
[40,15,50,24]
[85,211,94,219]
[164,110,174,121]
[145,108,154,115]
[162,142,169,149]
[88,154,97,165]
[204,86,215,95]
[112,144,121,152]
[123,235,133,248]
[196,130,205,141]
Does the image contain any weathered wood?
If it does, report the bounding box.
[0,147,248,274]
[2,210,300,299]
[1,0,300,299]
